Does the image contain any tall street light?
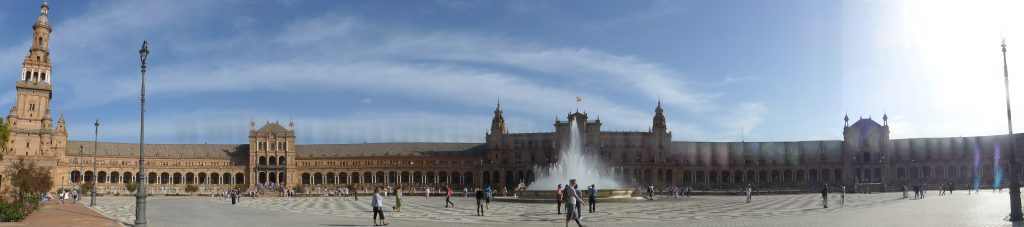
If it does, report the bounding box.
[135,40,149,227]
[77,144,82,204]
[91,119,98,206]
[1002,37,1024,222]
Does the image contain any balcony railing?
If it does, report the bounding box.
[257,164,286,169]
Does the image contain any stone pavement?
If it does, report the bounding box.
[0,199,122,227]
[89,191,1024,226]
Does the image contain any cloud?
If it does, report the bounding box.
[25,2,764,144]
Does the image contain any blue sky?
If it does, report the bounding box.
[0,0,1022,144]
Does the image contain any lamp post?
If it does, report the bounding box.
[77,144,82,204]
[135,40,149,227]
[91,119,98,206]
[1002,37,1024,222]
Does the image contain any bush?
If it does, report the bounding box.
[184,185,199,194]
[125,182,138,193]
[0,203,23,222]
[79,182,94,196]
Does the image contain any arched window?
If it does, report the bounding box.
[268,156,277,166]
[279,156,286,165]
[41,73,46,82]
[38,37,42,46]
[24,71,30,81]
[863,152,871,163]
[258,156,267,165]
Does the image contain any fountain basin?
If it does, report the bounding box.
[493,189,637,203]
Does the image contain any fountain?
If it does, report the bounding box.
[496,114,635,203]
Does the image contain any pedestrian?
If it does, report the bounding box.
[913,184,920,199]
[352,185,360,201]
[647,185,655,200]
[564,179,588,227]
[445,184,455,208]
[475,187,485,216]
[686,186,692,198]
[587,184,597,213]
[556,184,564,214]
[425,187,430,202]
[745,184,752,203]
[821,184,829,208]
[371,188,388,226]
[385,185,391,200]
[574,184,583,218]
[484,186,493,210]
[902,184,908,198]
[72,189,78,204]
[840,185,846,207]
[464,187,469,198]
[59,191,65,204]
[392,186,403,213]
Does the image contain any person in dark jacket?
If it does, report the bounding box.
[821,184,829,208]
[475,188,485,216]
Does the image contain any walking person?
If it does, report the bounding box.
[745,184,752,203]
[563,179,588,227]
[647,185,655,200]
[392,186,403,213]
[475,187,485,216]
[574,184,583,218]
[913,184,919,199]
[902,184,908,198]
[444,184,455,208]
[371,188,388,226]
[484,186,493,210]
[821,184,829,208]
[587,184,597,213]
[556,184,564,214]
[425,187,430,202]
[840,185,846,207]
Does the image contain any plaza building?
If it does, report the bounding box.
[1,2,1020,196]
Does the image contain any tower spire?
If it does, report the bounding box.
[653,100,667,133]
[490,101,506,134]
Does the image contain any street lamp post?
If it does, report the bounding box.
[77,145,82,204]
[1002,38,1024,222]
[135,41,149,227]
[91,119,98,206]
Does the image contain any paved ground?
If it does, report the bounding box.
[89,191,1023,227]
[0,200,122,227]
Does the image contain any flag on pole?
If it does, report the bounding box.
[576,97,583,103]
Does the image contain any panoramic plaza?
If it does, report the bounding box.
[2,0,1024,226]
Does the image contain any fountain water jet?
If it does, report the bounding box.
[528,118,621,189]
[496,114,634,203]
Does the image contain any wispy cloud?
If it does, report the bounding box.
[12,1,767,144]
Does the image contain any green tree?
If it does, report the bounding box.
[0,122,10,159]
[3,157,53,204]
[184,184,198,194]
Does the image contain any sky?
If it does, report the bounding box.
[0,0,1022,145]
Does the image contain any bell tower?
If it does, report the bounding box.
[6,2,60,157]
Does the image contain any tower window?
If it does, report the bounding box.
[24,71,30,81]
[38,37,42,46]
[41,73,46,82]
[29,104,35,111]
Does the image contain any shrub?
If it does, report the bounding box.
[0,203,23,222]
[184,185,199,194]
[125,182,138,193]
